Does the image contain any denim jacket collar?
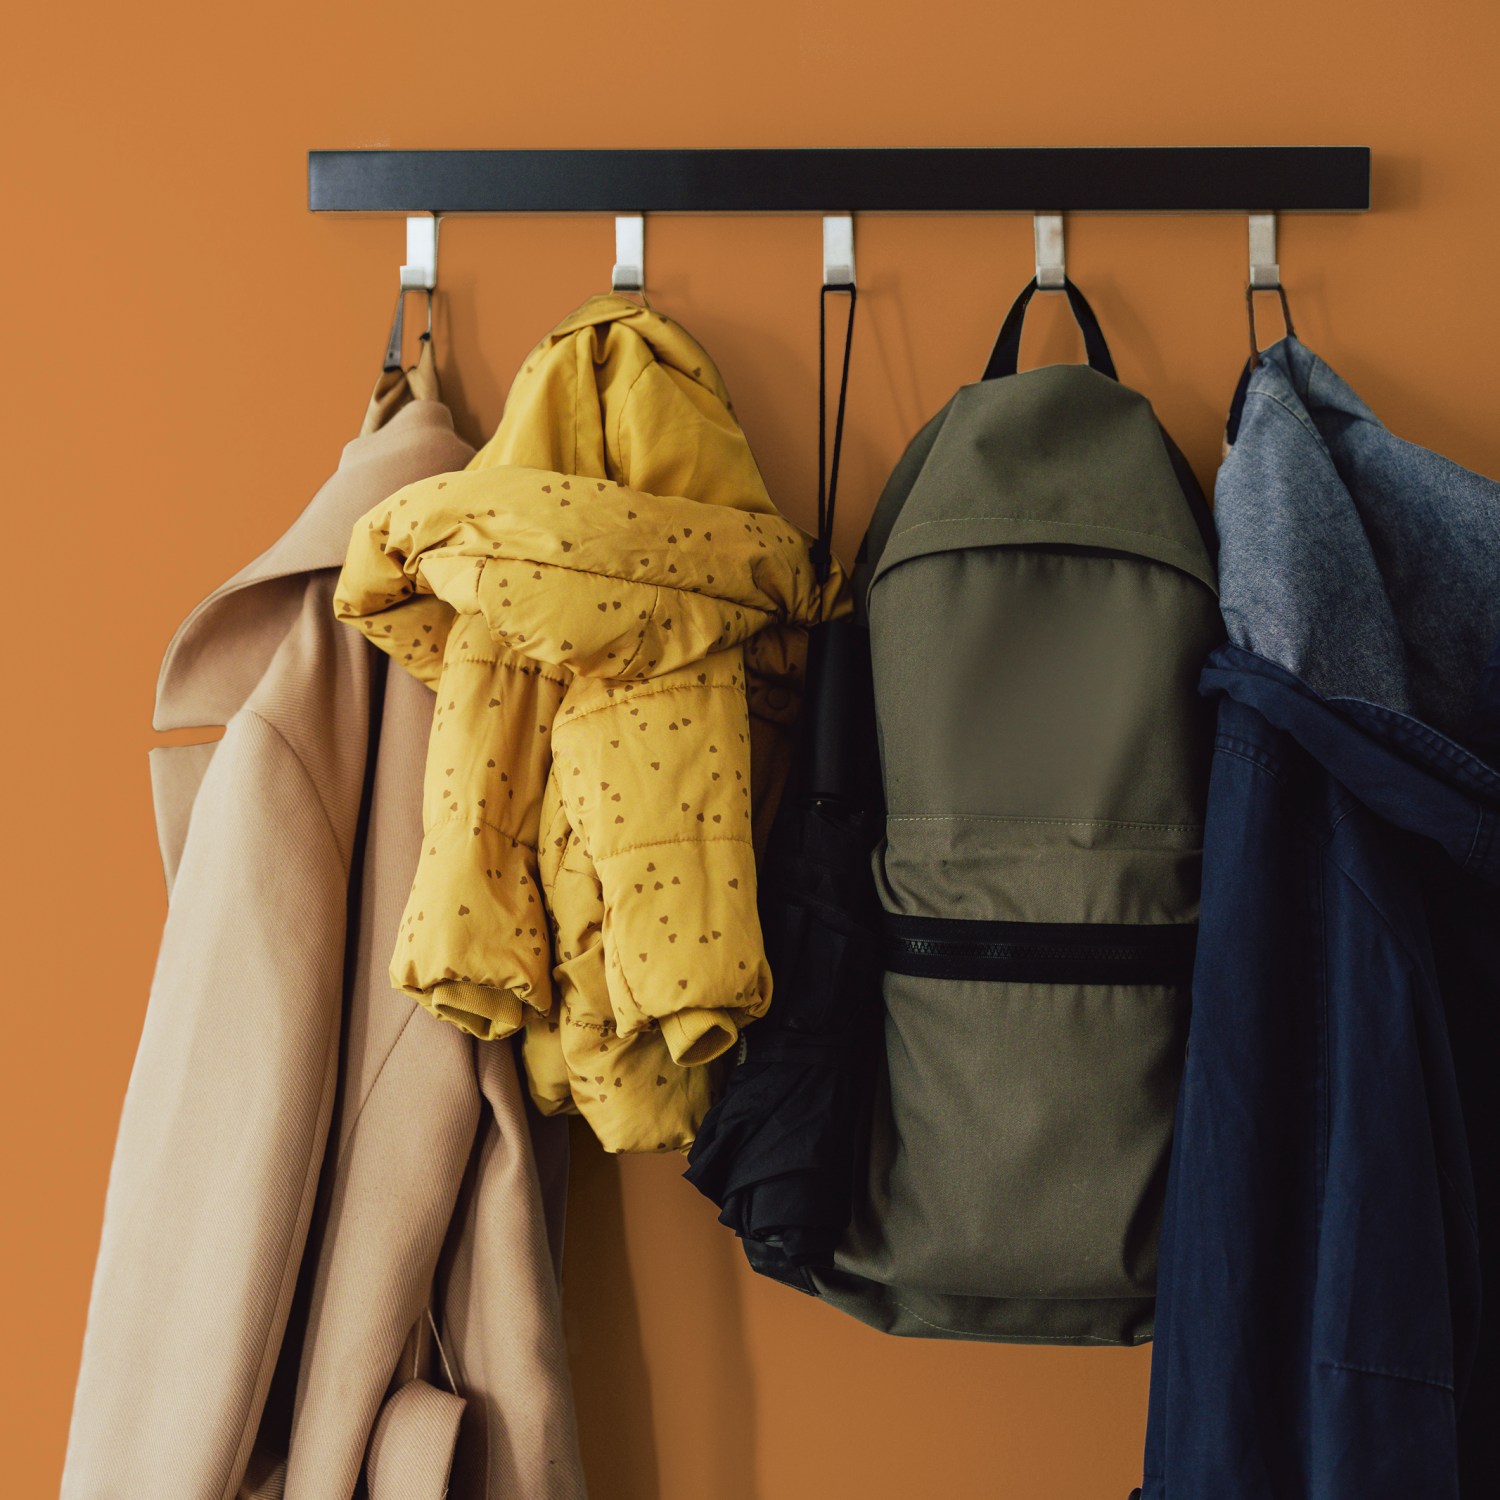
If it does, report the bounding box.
[1209,338,1500,875]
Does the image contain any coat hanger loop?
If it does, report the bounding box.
[814,214,857,584]
[1246,212,1296,366]
[382,216,439,372]
[383,288,434,373]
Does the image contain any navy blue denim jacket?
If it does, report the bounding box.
[1141,339,1500,1498]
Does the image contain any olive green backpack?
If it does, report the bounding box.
[811,279,1223,1343]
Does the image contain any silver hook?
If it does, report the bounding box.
[383,216,439,372]
[612,215,645,294]
[822,214,855,289]
[1248,213,1280,290]
[1034,213,1065,289]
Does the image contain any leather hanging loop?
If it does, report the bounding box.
[982,276,1117,382]
[1245,213,1296,366]
[1246,282,1297,367]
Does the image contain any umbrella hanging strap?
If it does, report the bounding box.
[812,280,858,585]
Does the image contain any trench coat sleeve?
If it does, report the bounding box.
[440,1045,587,1498]
[61,597,368,1500]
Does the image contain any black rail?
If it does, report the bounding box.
[308,147,1371,215]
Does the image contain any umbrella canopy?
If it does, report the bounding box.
[685,616,885,1278]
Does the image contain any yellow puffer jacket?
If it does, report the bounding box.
[335,294,845,1151]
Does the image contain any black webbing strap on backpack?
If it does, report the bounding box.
[982,276,1117,382]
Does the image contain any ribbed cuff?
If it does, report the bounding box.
[424,981,526,1042]
[659,1007,739,1067]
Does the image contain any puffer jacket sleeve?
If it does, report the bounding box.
[548,644,772,1067]
[390,614,568,1040]
[531,776,721,1154]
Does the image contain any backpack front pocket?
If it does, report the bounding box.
[857,916,1194,1303]
[884,913,1197,985]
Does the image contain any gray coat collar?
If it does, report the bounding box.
[1217,337,1500,754]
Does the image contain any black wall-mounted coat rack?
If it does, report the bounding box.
[307,147,1370,215]
[312,146,1371,331]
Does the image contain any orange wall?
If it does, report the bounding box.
[8,2,1499,1495]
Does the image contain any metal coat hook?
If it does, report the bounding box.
[1246,211,1296,364]
[383,215,439,372]
[612,214,645,293]
[1034,213,1065,289]
[822,214,855,289]
[402,214,439,292]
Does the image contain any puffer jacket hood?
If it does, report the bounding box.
[336,293,845,1152]
[336,465,830,684]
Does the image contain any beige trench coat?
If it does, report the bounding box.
[62,353,588,1500]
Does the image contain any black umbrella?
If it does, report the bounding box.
[684,614,885,1282]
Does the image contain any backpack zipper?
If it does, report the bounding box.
[883,914,1197,986]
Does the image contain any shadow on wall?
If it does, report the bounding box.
[562,1122,760,1500]
[561,1127,661,1499]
